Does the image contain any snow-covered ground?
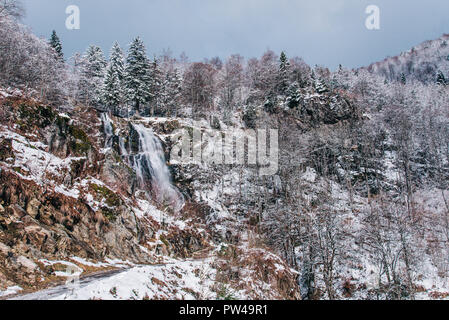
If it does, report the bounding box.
[0,286,23,298]
[11,258,217,300]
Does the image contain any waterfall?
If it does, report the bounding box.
[100,113,114,148]
[125,123,184,212]
[100,114,184,212]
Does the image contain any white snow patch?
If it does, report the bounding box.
[50,259,217,300]
[0,286,23,297]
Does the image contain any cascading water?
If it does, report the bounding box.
[128,124,184,212]
[100,114,184,212]
[111,121,184,213]
[100,113,114,149]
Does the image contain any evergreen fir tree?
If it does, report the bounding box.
[243,104,258,129]
[401,73,407,85]
[314,78,328,94]
[149,57,163,115]
[124,37,152,113]
[49,30,63,60]
[286,81,301,109]
[79,45,107,105]
[159,74,169,116]
[264,91,278,113]
[168,69,183,117]
[278,51,290,94]
[436,71,447,85]
[102,42,125,109]
[161,68,183,117]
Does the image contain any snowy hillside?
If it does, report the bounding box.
[1,5,449,300]
[362,34,449,84]
[0,94,299,300]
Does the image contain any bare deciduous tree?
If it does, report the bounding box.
[182,62,217,119]
[0,0,24,20]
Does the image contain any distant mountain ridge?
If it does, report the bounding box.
[361,34,449,83]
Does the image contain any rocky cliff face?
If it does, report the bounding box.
[0,97,150,289]
[0,94,300,299]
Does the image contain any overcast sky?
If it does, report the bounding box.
[22,0,449,70]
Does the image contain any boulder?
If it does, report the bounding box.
[8,204,26,220]
[26,198,41,218]
[16,255,38,273]
[0,139,14,162]
[0,242,11,255]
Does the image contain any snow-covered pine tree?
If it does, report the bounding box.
[314,78,328,94]
[170,69,183,117]
[162,68,183,117]
[436,70,447,85]
[102,42,125,110]
[78,45,107,106]
[278,51,290,95]
[124,37,151,113]
[149,57,163,115]
[49,30,63,61]
[313,66,331,94]
[264,90,278,113]
[401,73,407,85]
[286,81,301,109]
[243,103,258,128]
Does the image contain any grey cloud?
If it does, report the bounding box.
[22,0,449,69]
